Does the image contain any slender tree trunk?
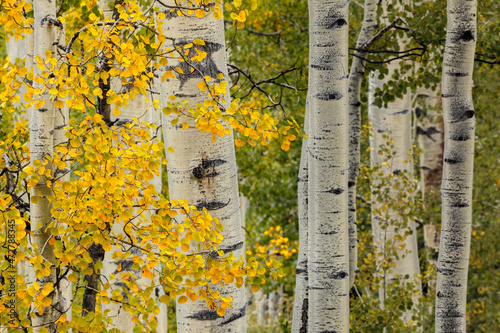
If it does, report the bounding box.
[306,0,350,331]
[415,85,443,263]
[291,111,309,333]
[347,0,378,288]
[30,0,59,331]
[159,1,246,331]
[367,1,421,325]
[435,0,477,331]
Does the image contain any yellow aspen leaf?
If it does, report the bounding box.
[193,38,205,45]
[93,87,103,98]
[195,9,204,18]
[167,147,174,153]
[175,67,183,74]
[34,99,45,110]
[217,307,226,317]
[251,285,260,293]
[31,196,39,204]
[181,244,189,252]
[54,100,64,108]
[178,296,188,304]
[68,274,77,283]
[70,138,80,147]
[198,81,207,91]
[182,122,189,129]
[217,73,224,80]
[112,108,121,116]
[157,12,166,20]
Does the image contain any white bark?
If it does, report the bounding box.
[347,0,378,288]
[367,1,421,325]
[159,1,246,331]
[291,108,309,333]
[30,0,59,331]
[435,0,477,331]
[415,85,443,261]
[369,68,421,305]
[306,0,350,331]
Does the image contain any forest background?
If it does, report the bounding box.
[0,0,498,332]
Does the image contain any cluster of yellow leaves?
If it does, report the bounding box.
[0,0,33,39]
[225,0,258,29]
[0,114,268,329]
[247,225,298,281]
[163,77,298,150]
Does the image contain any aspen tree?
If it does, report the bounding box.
[347,0,378,288]
[159,1,246,331]
[291,110,309,333]
[29,0,60,330]
[368,0,421,324]
[415,85,443,262]
[435,0,477,331]
[306,0,350,331]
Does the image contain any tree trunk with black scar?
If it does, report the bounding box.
[159,1,246,331]
[291,108,309,333]
[347,0,378,288]
[435,0,477,332]
[306,0,350,331]
[30,0,59,331]
[415,85,443,264]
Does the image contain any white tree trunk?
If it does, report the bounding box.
[291,111,309,333]
[347,0,378,288]
[159,1,246,331]
[30,0,59,331]
[434,0,477,331]
[415,85,443,262]
[306,0,350,331]
[367,1,421,325]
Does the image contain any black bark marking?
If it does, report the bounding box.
[415,107,423,118]
[445,71,469,77]
[192,158,227,179]
[187,309,220,321]
[324,187,345,194]
[450,201,469,208]
[450,110,474,123]
[320,15,347,30]
[351,101,361,107]
[392,108,410,115]
[320,230,338,235]
[300,297,308,333]
[82,243,105,316]
[444,151,464,164]
[311,64,334,71]
[314,92,343,100]
[208,241,244,259]
[449,124,471,141]
[170,40,224,89]
[195,200,229,211]
[348,181,355,187]
[393,169,401,176]
[219,306,246,326]
[38,108,48,112]
[458,30,475,42]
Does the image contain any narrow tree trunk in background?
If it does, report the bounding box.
[435,0,477,331]
[367,1,421,325]
[347,0,378,288]
[415,85,443,263]
[30,0,58,331]
[291,111,309,333]
[159,1,246,331]
[306,0,350,331]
